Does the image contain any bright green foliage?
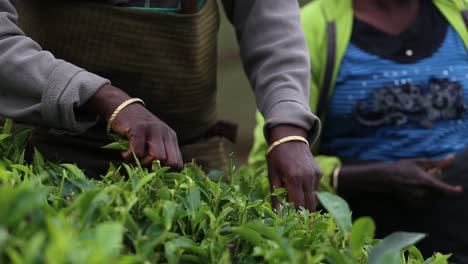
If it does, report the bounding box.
[316,192,352,236]
[0,120,451,263]
[349,217,375,259]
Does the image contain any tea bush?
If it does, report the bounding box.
[0,120,451,264]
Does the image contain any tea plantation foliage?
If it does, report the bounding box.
[0,119,451,263]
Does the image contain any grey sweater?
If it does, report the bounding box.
[0,0,319,140]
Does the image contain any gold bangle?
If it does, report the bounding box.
[332,165,341,192]
[266,136,309,156]
[106,98,145,136]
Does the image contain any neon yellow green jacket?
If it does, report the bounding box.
[249,0,468,192]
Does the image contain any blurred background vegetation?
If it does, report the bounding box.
[216,0,311,163]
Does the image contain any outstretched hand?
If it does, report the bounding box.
[267,125,322,211]
[380,156,463,200]
[337,156,463,205]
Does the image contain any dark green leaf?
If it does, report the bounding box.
[231,226,264,245]
[271,188,287,196]
[2,119,13,134]
[369,232,426,264]
[317,192,352,236]
[406,245,424,262]
[33,148,44,168]
[350,217,375,258]
[102,141,129,151]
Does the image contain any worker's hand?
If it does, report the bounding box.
[84,84,183,169]
[338,156,463,202]
[267,125,322,211]
[377,157,463,200]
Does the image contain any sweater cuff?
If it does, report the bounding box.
[263,100,321,145]
[41,61,110,134]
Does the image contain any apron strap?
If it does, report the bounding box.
[316,22,337,118]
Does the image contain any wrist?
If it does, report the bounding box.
[268,125,308,145]
[83,84,132,120]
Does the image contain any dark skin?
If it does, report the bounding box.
[335,0,464,201]
[267,125,322,211]
[84,84,184,169]
[85,84,322,212]
[353,0,420,35]
[338,157,463,203]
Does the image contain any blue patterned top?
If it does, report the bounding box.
[321,26,468,161]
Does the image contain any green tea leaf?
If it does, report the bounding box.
[168,237,196,248]
[349,217,375,258]
[378,251,401,264]
[33,148,44,168]
[0,134,10,141]
[162,201,178,230]
[424,253,451,264]
[187,188,201,216]
[10,164,33,176]
[406,245,424,262]
[134,172,157,192]
[2,118,13,134]
[0,228,9,249]
[102,141,129,151]
[271,188,287,196]
[317,192,352,236]
[24,232,46,263]
[369,232,426,264]
[327,247,349,264]
[231,226,264,245]
[94,222,124,258]
[6,186,47,227]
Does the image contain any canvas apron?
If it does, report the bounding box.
[15,0,236,175]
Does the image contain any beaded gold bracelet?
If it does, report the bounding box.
[266,136,309,156]
[106,98,145,136]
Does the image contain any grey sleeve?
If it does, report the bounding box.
[222,0,321,142]
[0,0,109,134]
